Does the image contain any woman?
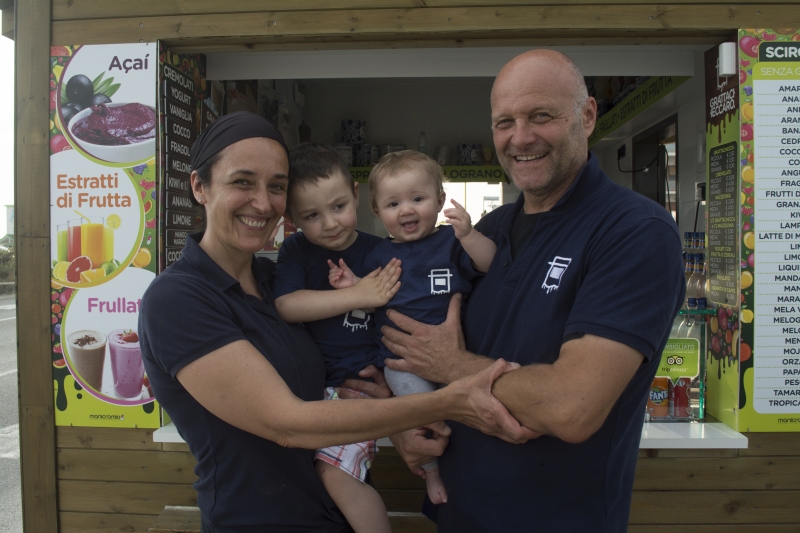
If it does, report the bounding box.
[139,112,528,533]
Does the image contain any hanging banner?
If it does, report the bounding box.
[49,43,159,427]
[747,29,800,429]
[588,76,690,146]
[707,29,800,433]
[157,45,207,270]
[702,43,742,431]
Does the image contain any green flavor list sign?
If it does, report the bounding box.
[589,76,690,146]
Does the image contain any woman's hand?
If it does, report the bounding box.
[447,358,540,444]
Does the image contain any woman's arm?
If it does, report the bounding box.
[176,339,533,449]
[274,258,401,323]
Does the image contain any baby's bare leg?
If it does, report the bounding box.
[422,461,448,504]
[317,461,391,533]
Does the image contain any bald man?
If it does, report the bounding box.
[380,50,685,531]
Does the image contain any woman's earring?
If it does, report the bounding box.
[197,197,204,204]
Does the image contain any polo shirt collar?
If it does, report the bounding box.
[550,151,603,213]
[182,232,266,293]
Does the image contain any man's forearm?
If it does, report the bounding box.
[441,350,495,384]
[439,351,557,435]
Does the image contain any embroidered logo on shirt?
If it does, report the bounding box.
[429,269,453,295]
[542,256,572,294]
[343,308,372,332]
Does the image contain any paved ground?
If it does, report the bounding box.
[0,293,22,532]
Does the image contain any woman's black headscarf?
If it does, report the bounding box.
[190,111,289,170]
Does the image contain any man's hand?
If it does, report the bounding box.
[390,424,451,478]
[383,293,479,384]
[336,365,393,399]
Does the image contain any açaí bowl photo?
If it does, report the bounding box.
[68,102,156,164]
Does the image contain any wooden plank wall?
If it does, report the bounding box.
[56,427,800,533]
[12,0,800,531]
[15,0,58,532]
[48,0,800,52]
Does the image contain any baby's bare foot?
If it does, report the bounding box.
[425,468,448,504]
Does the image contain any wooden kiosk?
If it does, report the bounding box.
[10,2,800,532]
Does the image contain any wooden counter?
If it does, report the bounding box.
[56,426,800,532]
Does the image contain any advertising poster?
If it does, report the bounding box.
[49,43,159,427]
[744,28,800,431]
[158,45,207,271]
[703,43,742,428]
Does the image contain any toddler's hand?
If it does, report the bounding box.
[328,259,358,289]
[355,258,402,307]
[444,199,473,240]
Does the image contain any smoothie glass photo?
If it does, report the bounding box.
[66,330,107,392]
[108,329,144,399]
[67,219,82,262]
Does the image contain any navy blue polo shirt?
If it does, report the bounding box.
[139,233,351,533]
[273,230,384,387]
[365,225,477,361]
[424,153,685,532]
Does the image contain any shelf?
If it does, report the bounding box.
[677,309,716,315]
[154,421,748,449]
[639,422,747,449]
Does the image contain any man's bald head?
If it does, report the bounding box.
[492,50,589,116]
[489,49,597,213]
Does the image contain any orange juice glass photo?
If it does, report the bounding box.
[103,225,114,264]
[80,216,105,268]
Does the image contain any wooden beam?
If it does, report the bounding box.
[57,449,198,483]
[50,5,800,46]
[59,512,155,533]
[628,526,800,533]
[58,480,197,515]
[15,0,58,531]
[629,490,800,524]
[167,30,728,54]
[633,456,800,491]
[50,0,800,22]
[739,432,800,456]
[56,426,162,451]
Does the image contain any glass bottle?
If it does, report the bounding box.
[418,131,428,154]
[678,298,698,338]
